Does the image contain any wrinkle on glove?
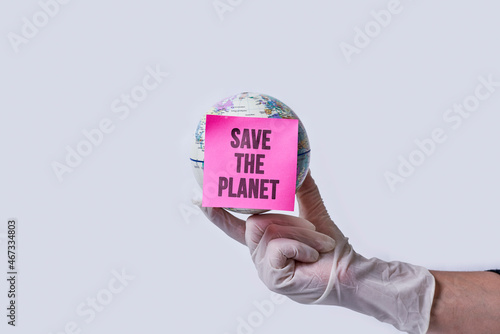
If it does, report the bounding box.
[313,236,435,334]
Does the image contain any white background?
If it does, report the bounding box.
[1,1,500,333]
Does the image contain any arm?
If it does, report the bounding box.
[428,271,500,334]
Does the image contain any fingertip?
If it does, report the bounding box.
[295,219,316,231]
[324,237,336,253]
[314,234,336,253]
[311,248,320,262]
[299,246,320,263]
[305,220,316,231]
[191,197,202,207]
[191,198,212,218]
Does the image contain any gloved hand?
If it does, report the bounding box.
[197,171,435,334]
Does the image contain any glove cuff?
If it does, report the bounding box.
[314,246,435,334]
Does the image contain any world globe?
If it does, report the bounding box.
[190,92,311,214]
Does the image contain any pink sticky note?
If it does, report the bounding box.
[202,115,298,211]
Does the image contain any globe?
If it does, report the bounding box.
[190,92,311,214]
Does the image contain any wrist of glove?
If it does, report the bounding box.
[314,237,435,334]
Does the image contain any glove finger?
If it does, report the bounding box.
[267,238,320,269]
[245,214,316,250]
[252,224,335,261]
[296,171,345,239]
[296,170,330,222]
[195,202,246,245]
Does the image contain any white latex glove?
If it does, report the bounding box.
[197,171,435,334]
